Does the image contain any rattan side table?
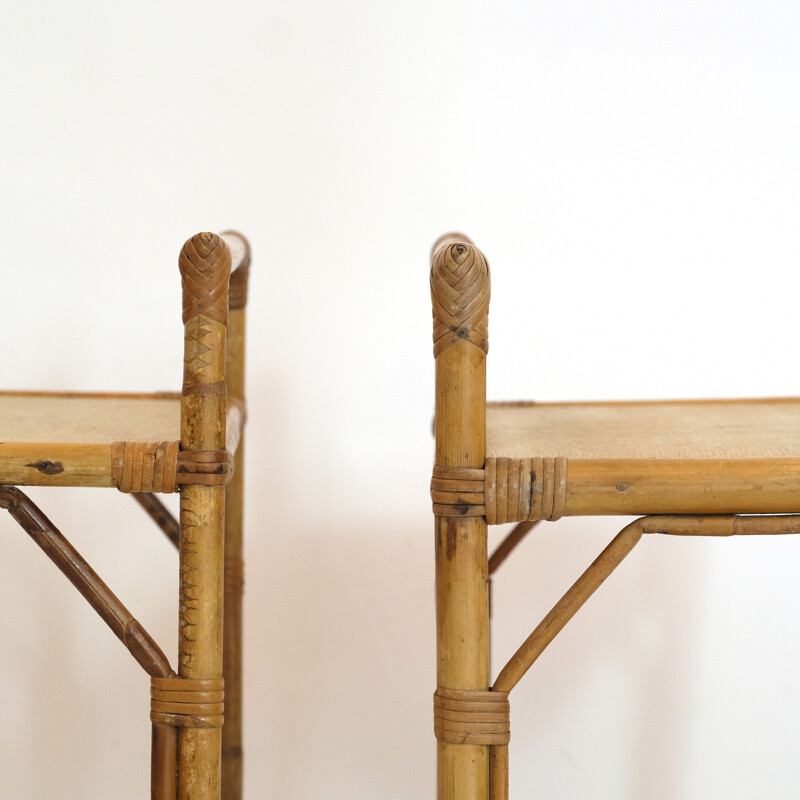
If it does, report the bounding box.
[0,231,250,800]
[429,232,800,800]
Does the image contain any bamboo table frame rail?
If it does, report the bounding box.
[429,232,800,800]
[0,230,251,800]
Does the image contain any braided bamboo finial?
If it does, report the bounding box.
[179,232,233,326]
[430,235,490,357]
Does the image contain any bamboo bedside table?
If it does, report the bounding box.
[0,231,250,800]
[429,232,800,800]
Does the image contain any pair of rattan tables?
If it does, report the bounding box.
[2,228,799,798]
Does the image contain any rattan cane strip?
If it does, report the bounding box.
[151,677,224,728]
[176,449,234,486]
[112,444,233,492]
[433,687,510,745]
[431,465,485,517]
[485,457,567,523]
[112,441,180,494]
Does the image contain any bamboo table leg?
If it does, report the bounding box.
[178,233,232,800]
[431,236,492,800]
[221,232,250,800]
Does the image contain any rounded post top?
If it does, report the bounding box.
[221,230,251,310]
[430,232,490,357]
[179,232,233,325]
[430,231,474,263]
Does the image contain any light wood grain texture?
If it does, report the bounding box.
[432,236,491,800]
[177,232,231,800]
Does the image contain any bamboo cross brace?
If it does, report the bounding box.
[493,513,800,693]
[487,513,800,800]
[0,485,174,677]
[0,485,180,799]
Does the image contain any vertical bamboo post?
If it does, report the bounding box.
[177,232,232,800]
[220,231,250,800]
[431,234,491,800]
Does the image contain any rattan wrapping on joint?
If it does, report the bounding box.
[430,242,490,356]
[151,677,224,728]
[112,441,180,493]
[113,444,234,493]
[433,687,510,745]
[430,465,486,517]
[176,449,234,486]
[485,457,567,524]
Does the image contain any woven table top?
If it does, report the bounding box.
[0,392,181,444]
[487,398,800,461]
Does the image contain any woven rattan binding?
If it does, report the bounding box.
[112,441,180,494]
[430,240,490,357]
[430,465,486,517]
[113,444,234,493]
[151,677,224,729]
[485,457,567,524]
[176,449,234,486]
[433,687,510,746]
[431,458,567,522]
[178,233,232,326]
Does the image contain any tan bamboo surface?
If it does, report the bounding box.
[221,230,250,800]
[484,399,800,517]
[432,234,492,800]
[0,393,243,489]
[176,232,231,800]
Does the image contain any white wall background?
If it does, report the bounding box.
[1,1,799,797]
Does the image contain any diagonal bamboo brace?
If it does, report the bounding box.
[487,513,800,800]
[0,485,173,677]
